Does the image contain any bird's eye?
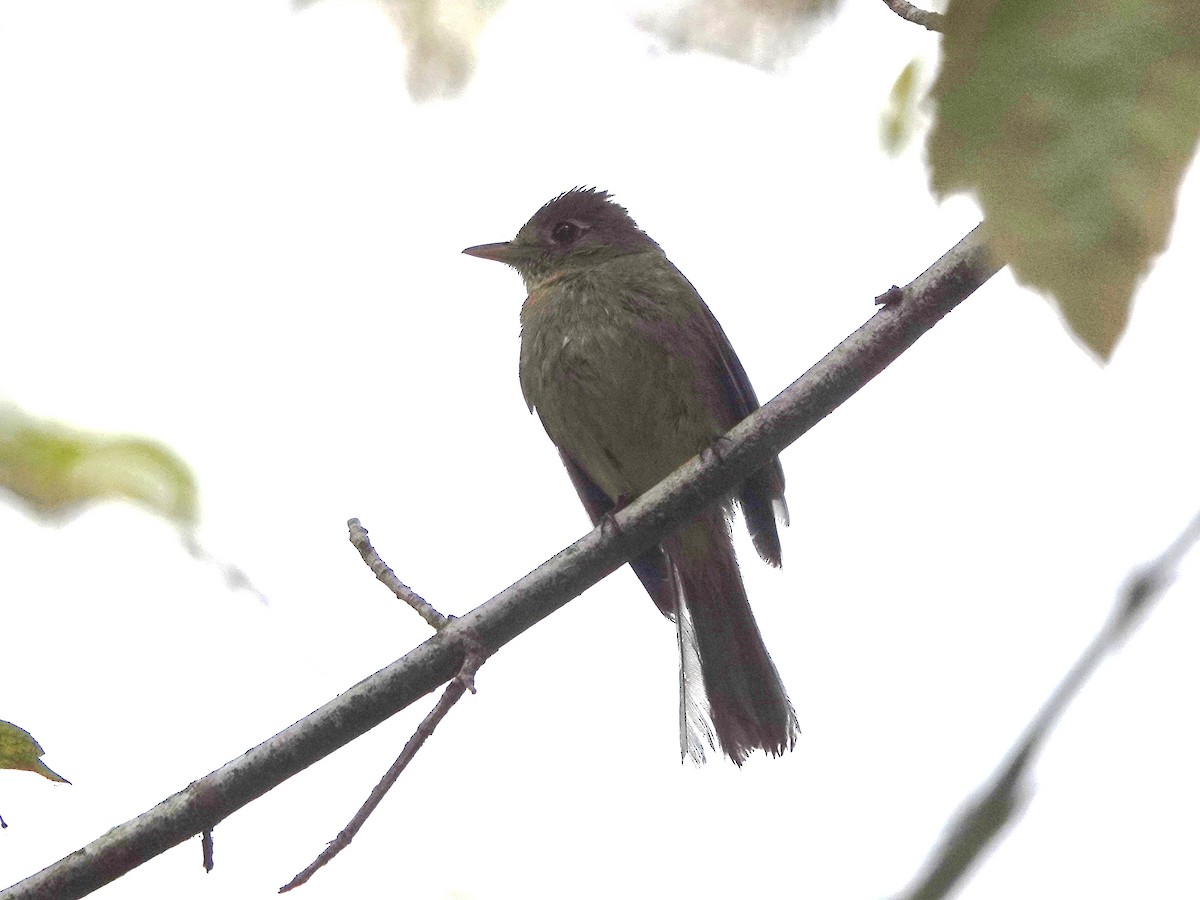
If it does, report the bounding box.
[551,221,579,244]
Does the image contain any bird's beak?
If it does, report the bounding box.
[463,241,519,264]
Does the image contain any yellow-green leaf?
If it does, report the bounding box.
[0,403,198,526]
[881,58,924,156]
[0,721,69,784]
[927,0,1200,360]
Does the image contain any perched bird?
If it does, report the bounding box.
[464,188,797,764]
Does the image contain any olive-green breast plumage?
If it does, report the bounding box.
[519,252,728,504]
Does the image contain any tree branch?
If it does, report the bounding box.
[895,506,1200,899]
[879,0,945,32]
[0,224,1000,900]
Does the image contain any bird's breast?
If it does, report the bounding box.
[518,281,721,499]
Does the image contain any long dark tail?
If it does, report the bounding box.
[666,508,798,765]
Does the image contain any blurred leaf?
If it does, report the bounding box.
[381,0,497,100]
[928,0,1200,360]
[0,721,69,784]
[0,403,197,526]
[881,58,925,155]
[636,0,840,69]
[295,0,498,100]
[297,0,839,97]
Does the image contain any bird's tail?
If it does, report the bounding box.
[667,508,798,765]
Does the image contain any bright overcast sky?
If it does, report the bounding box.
[2,2,1198,899]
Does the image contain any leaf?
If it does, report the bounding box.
[927,0,1200,360]
[0,721,69,784]
[635,0,839,69]
[881,58,925,155]
[380,0,494,101]
[0,403,198,526]
[295,0,496,101]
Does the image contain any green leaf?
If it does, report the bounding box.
[0,720,69,784]
[881,58,924,156]
[927,0,1200,360]
[0,403,198,526]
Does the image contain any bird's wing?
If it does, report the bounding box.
[558,449,677,619]
[671,264,789,567]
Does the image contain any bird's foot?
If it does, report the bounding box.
[700,434,733,466]
[599,494,633,536]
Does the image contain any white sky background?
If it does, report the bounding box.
[2,1,1199,898]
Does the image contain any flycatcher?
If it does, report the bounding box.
[464,188,797,764]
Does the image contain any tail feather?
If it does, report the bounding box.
[667,508,798,765]
[675,581,716,765]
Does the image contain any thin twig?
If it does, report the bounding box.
[280,633,487,892]
[181,531,270,604]
[897,507,1200,900]
[349,517,449,629]
[1113,508,1200,637]
[200,830,214,873]
[880,0,945,32]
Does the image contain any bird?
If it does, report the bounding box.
[464,187,797,764]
